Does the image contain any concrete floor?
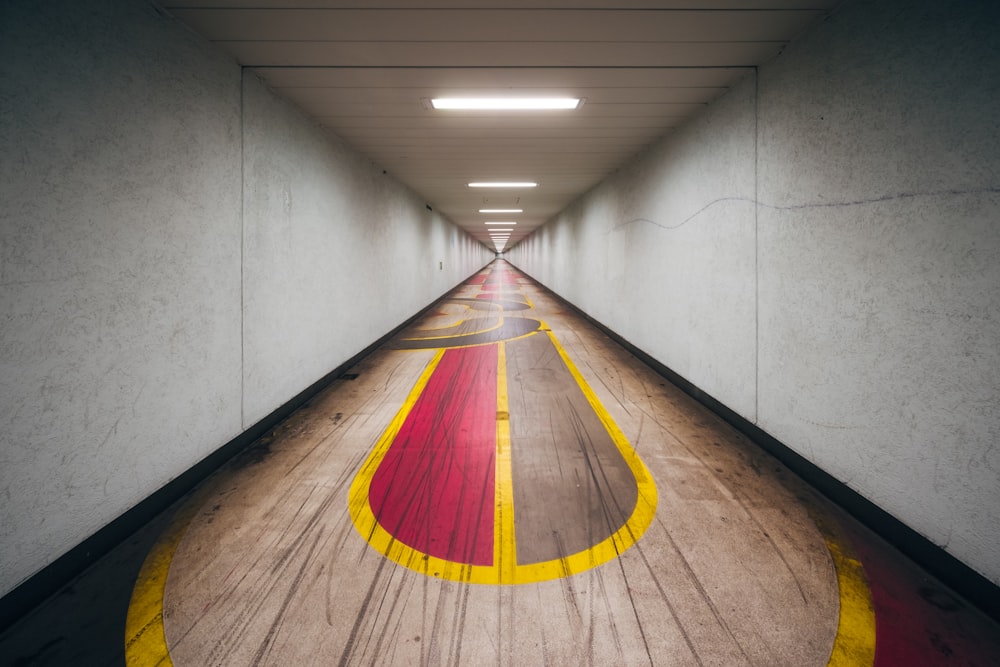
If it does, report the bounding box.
[2,260,999,666]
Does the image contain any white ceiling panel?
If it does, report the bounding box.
[167,9,823,42]
[163,1,842,249]
[254,67,750,89]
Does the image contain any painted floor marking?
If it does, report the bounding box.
[123,487,214,667]
[812,511,877,666]
[349,268,658,584]
[366,346,498,565]
[495,341,517,582]
[124,261,879,663]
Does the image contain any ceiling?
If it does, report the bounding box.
[162,1,841,251]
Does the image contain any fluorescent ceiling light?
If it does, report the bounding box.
[468,182,537,188]
[484,221,517,225]
[431,98,581,110]
[480,209,523,214]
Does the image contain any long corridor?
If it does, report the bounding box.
[3,261,999,666]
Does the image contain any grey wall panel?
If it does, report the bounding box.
[755,0,1000,583]
[510,0,1000,585]
[509,75,758,420]
[241,71,491,426]
[0,0,244,597]
[0,1,491,600]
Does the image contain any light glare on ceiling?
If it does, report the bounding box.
[431,98,581,110]
[468,182,537,188]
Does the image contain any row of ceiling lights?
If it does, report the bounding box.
[471,182,533,252]
[431,97,582,252]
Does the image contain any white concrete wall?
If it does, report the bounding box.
[241,72,490,424]
[510,74,759,421]
[0,0,491,600]
[508,0,1000,585]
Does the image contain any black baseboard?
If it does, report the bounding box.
[0,269,483,635]
[516,266,1000,623]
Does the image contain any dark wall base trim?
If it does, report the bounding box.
[516,267,1000,623]
[0,268,486,635]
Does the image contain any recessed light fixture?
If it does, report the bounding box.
[479,209,523,214]
[468,182,537,188]
[431,98,581,110]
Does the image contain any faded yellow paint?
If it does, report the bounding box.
[124,490,208,666]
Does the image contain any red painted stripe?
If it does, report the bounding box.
[844,522,1000,666]
[368,346,497,566]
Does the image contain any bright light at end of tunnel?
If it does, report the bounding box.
[431,98,581,110]
[468,182,537,188]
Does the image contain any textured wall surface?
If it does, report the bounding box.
[508,0,1000,584]
[0,0,244,600]
[241,72,492,425]
[510,75,758,421]
[755,0,1000,584]
[0,0,491,599]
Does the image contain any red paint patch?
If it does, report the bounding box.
[844,522,1000,666]
[368,347,497,566]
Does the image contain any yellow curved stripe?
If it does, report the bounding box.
[348,324,658,585]
[811,512,877,666]
[124,491,208,666]
[411,304,473,332]
[402,312,504,341]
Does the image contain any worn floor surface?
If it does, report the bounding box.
[2,260,998,666]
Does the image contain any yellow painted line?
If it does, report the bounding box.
[349,323,658,585]
[395,328,542,352]
[124,488,211,666]
[402,312,504,342]
[410,304,473,332]
[348,349,449,578]
[541,324,659,573]
[811,511,877,666]
[494,342,517,583]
